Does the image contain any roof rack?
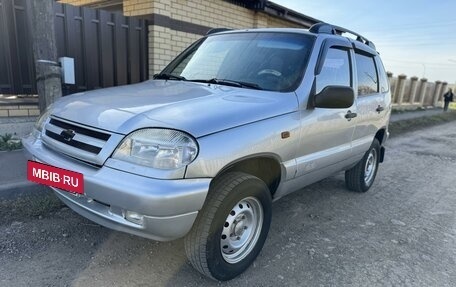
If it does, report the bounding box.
[206,28,232,35]
[309,23,376,51]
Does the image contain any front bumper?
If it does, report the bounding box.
[23,135,211,241]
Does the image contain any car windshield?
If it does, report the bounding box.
[162,32,315,92]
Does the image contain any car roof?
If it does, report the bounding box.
[208,27,315,36]
[208,23,377,53]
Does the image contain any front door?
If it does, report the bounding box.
[295,44,356,179]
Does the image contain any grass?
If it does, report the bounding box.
[389,110,456,137]
[0,133,22,151]
[0,192,64,223]
[391,106,428,114]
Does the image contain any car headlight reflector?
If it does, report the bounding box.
[112,129,198,169]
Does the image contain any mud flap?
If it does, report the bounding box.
[379,146,385,163]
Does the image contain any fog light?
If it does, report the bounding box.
[125,211,144,225]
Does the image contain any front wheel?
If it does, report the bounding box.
[345,139,381,192]
[184,172,272,281]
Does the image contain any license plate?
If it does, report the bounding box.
[27,161,84,194]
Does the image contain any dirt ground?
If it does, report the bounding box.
[1,121,455,287]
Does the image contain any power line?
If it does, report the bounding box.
[377,42,456,47]
[359,19,456,33]
[373,33,456,41]
[382,58,456,66]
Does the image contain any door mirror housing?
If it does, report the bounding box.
[314,86,354,109]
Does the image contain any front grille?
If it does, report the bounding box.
[49,118,110,141]
[42,117,114,166]
[45,130,102,154]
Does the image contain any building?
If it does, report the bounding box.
[59,0,320,75]
[1,0,451,137]
[0,0,319,125]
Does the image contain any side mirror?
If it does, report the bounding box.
[314,86,354,109]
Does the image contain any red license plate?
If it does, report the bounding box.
[27,161,84,194]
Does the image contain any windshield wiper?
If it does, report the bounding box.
[191,78,263,90]
[153,73,187,81]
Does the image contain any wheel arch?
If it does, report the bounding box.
[374,127,387,145]
[212,155,282,197]
[374,128,387,163]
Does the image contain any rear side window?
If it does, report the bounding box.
[316,48,351,94]
[375,56,389,93]
[355,53,378,96]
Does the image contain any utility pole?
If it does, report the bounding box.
[29,0,62,114]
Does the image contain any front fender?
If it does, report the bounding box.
[185,112,300,180]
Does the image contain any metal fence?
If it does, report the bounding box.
[0,0,148,95]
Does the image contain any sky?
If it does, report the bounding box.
[273,0,456,83]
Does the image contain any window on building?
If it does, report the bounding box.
[355,52,378,96]
[315,47,351,94]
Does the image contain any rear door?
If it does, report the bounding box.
[351,42,390,156]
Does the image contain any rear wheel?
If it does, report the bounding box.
[184,172,272,281]
[345,139,380,192]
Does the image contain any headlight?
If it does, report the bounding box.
[112,129,198,170]
[32,106,52,138]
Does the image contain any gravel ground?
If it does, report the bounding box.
[1,121,455,287]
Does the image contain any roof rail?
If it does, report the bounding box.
[309,23,376,51]
[206,28,232,35]
[308,23,336,35]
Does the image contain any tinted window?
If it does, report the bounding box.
[355,53,378,96]
[375,56,389,93]
[316,48,351,94]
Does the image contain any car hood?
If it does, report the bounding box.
[51,80,298,137]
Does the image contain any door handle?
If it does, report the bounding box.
[345,110,357,120]
[376,105,385,113]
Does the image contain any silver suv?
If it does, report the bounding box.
[23,23,391,280]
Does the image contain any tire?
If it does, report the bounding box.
[184,172,272,281]
[345,139,380,193]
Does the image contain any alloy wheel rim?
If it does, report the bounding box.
[220,196,263,264]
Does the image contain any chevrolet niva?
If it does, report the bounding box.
[24,23,391,280]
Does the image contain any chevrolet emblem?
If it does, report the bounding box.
[60,129,76,141]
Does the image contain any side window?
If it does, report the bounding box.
[355,52,378,96]
[316,47,351,94]
[375,56,389,93]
